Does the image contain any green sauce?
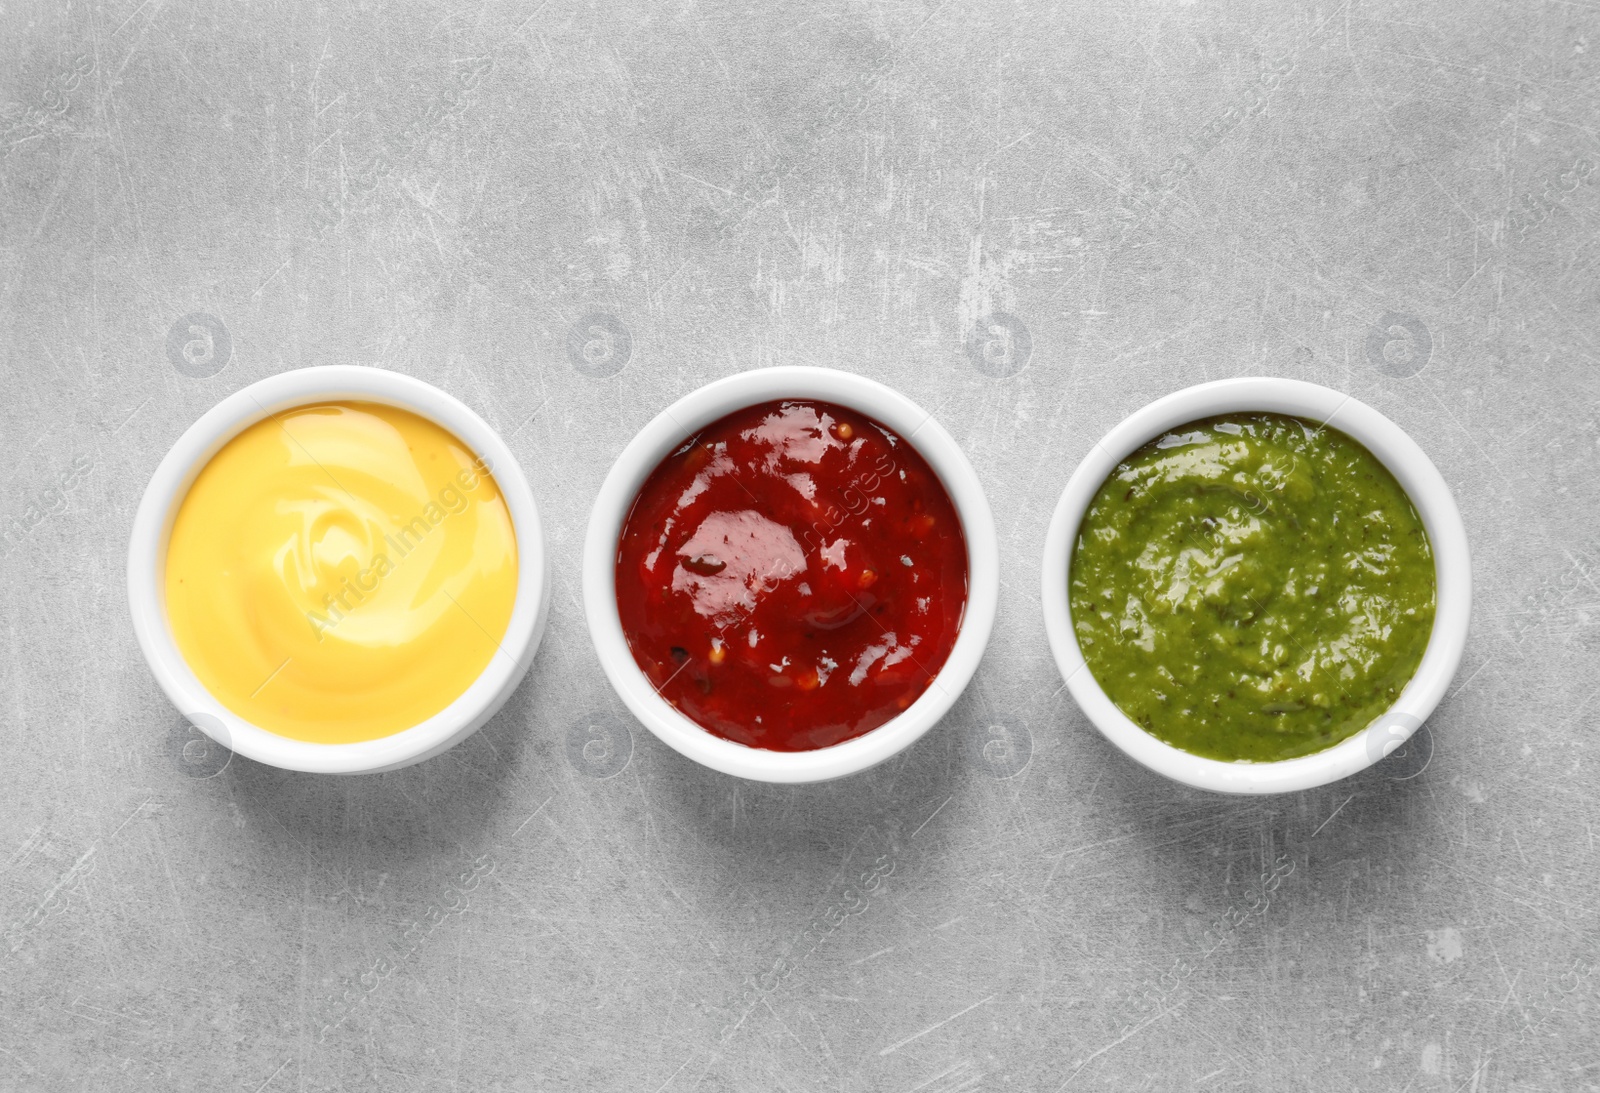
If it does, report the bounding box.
[1069,412,1436,762]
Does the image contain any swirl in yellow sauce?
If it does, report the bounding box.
[164,401,518,743]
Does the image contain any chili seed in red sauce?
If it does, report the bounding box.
[615,399,969,751]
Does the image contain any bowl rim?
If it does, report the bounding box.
[1040,376,1472,795]
[127,365,550,775]
[581,366,999,783]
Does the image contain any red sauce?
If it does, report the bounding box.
[615,399,968,751]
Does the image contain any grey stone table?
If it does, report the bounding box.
[2,1,1597,1089]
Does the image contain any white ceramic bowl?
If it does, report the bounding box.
[1042,377,1471,795]
[583,366,999,783]
[128,366,550,774]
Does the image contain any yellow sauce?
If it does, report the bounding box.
[165,401,518,743]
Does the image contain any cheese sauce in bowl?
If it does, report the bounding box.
[165,402,518,744]
[129,367,549,774]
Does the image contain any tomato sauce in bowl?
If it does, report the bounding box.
[615,399,968,751]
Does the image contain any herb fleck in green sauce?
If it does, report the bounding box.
[1069,412,1436,762]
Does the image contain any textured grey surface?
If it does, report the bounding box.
[2,1,1598,1090]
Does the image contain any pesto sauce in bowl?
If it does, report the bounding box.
[1068,412,1436,762]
